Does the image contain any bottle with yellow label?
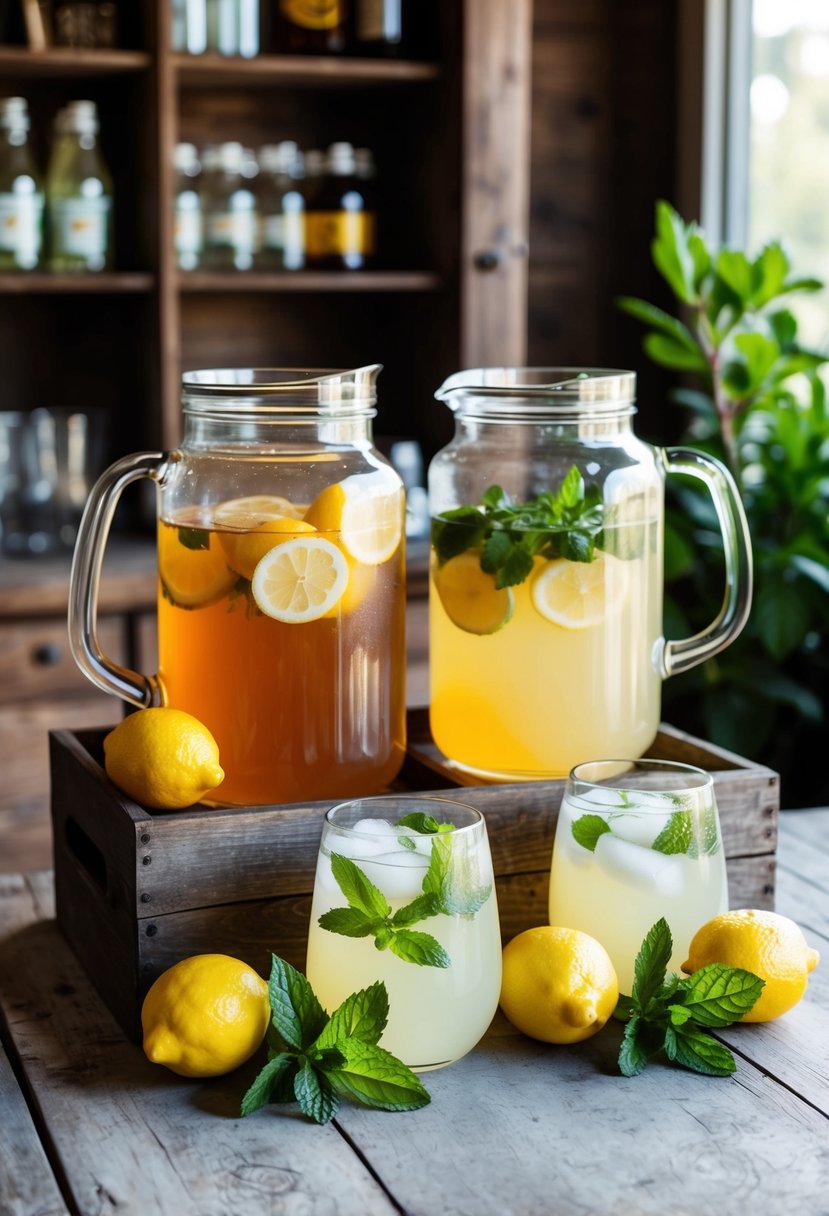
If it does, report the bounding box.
[274,0,348,54]
[46,101,113,273]
[305,141,375,270]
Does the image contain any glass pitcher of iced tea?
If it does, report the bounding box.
[68,366,406,806]
[427,368,752,780]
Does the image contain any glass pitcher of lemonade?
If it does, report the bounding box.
[427,368,752,780]
[68,366,406,806]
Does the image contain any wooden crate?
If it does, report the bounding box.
[50,710,779,1043]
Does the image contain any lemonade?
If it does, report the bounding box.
[305,801,502,1070]
[156,479,405,806]
[549,765,729,993]
[429,508,663,778]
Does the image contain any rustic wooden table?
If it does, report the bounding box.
[1,810,827,1216]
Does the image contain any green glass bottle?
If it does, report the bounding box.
[0,97,44,272]
[46,100,113,272]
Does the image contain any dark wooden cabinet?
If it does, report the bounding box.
[0,1,533,462]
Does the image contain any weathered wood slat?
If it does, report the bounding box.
[334,1015,829,1216]
[0,880,398,1216]
[0,1038,68,1216]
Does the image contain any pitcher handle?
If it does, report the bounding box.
[659,446,753,679]
[68,451,173,708]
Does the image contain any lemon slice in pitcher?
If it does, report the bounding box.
[251,536,348,623]
[304,477,403,565]
[531,552,628,629]
[433,551,514,635]
[214,494,307,528]
[158,522,236,608]
[220,517,317,580]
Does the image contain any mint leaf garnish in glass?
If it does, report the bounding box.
[318,820,491,964]
[431,464,605,590]
[241,956,430,1125]
[614,918,765,1078]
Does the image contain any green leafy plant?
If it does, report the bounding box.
[619,201,829,796]
[615,919,764,1077]
[241,954,430,1124]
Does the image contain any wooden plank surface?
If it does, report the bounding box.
[2,822,826,1216]
[0,875,398,1216]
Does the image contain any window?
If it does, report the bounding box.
[700,0,829,344]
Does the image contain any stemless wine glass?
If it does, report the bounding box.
[305,796,502,1071]
[549,760,729,993]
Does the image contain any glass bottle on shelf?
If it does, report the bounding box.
[305,141,374,270]
[202,141,258,271]
[205,0,260,56]
[0,97,44,273]
[351,0,401,56]
[256,141,306,271]
[172,0,208,53]
[173,142,203,272]
[274,0,348,54]
[45,100,113,273]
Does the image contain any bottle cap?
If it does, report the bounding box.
[174,142,200,173]
[217,141,245,172]
[61,100,99,136]
[327,141,356,175]
[0,97,30,131]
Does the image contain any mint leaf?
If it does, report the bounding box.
[317,907,380,937]
[268,955,328,1052]
[422,832,452,902]
[431,508,486,564]
[480,529,514,573]
[314,982,388,1051]
[240,1052,296,1116]
[571,814,612,852]
[388,929,451,968]
[664,1025,736,1076]
[631,918,673,1012]
[294,1061,340,1124]
[177,526,210,551]
[674,964,765,1027]
[652,811,694,855]
[396,812,448,834]
[481,485,510,510]
[326,1039,431,1112]
[398,835,417,851]
[618,1016,649,1077]
[391,892,441,928]
[494,544,535,589]
[558,465,584,509]
[330,853,392,921]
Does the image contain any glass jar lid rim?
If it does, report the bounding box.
[182,364,381,397]
[436,367,636,409]
[181,365,382,412]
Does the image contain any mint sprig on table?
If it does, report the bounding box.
[431,465,604,588]
[318,814,492,968]
[241,954,429,1125]
[615,919,764,1078]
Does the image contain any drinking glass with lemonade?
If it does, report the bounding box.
[305,797,502,1071]
[549,760,729,992]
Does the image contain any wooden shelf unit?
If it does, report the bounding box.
[0,0,532,460]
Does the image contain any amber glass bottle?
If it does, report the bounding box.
[273,0,348,53]
[304,141,375,270]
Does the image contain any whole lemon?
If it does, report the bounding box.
[104,708,224,809]
[682,909,820,1022]
[142,954,270,1077]
[500,926,619,1044]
